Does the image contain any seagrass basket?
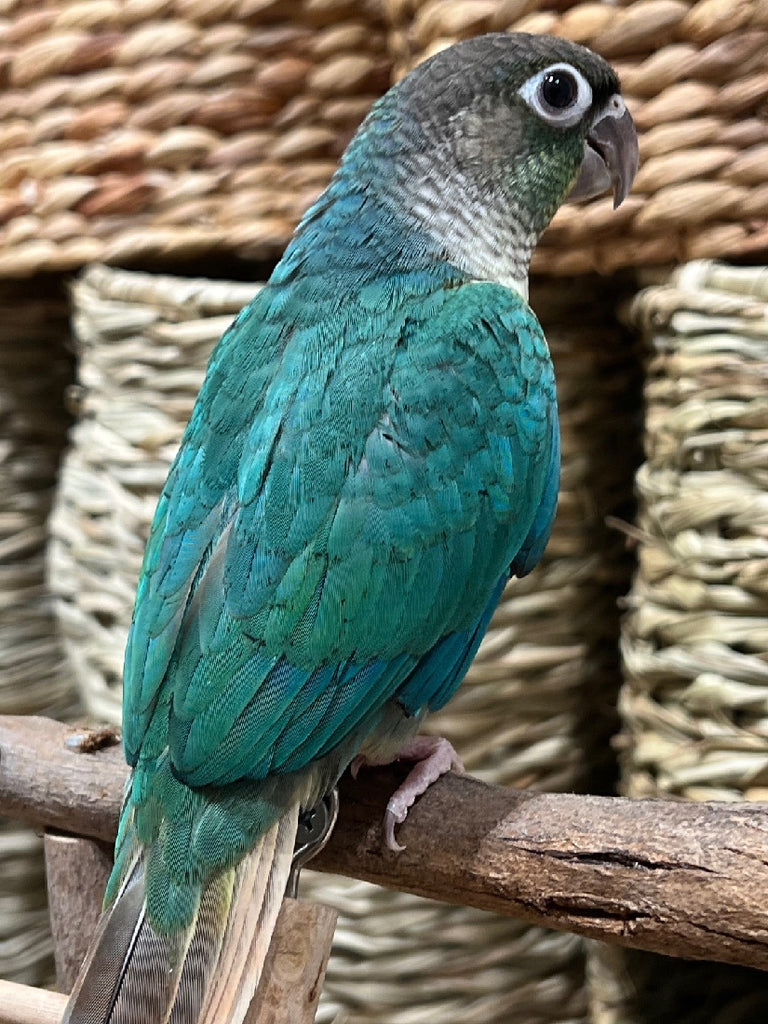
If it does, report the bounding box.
[49,265,641,1023]
[621,261,768,802]
[0,0,390,277]
[593,261,768,1023]
[0,280,77,986]
[384,0,768,275]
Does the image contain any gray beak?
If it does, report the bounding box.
[568,96,639,209]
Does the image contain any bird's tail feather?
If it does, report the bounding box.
[63,807,299,1024]
[198,809,297,1024]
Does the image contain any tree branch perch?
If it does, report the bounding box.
[2,715,768,970]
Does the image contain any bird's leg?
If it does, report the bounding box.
[287,787,339,897]
[353,735,464,852]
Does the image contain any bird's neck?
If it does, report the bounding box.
[273,106,541,302]
[389,146,535,300]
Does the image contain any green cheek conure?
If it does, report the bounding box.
[64,31,638,1024]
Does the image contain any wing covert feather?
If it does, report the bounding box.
[123,281,558,785]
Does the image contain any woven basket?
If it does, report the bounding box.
[0,0,390,278]
[384,0,768,275]
[0,280,76,986]
[594,260,768,1023]
[50,265,641,1022]
[621,261,768,802]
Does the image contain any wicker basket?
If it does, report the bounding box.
[384,0,768,275]
[0,279,76,986]
[621,261,768,802]
[0,0,390,278]
[595,260,768,1023]
[50,265,641,1023]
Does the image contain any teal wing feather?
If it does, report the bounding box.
[123,293,287,764]
[123,278,558,799]
[509,412,560,578]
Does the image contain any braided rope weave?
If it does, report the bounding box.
[587,261,768,1024]
[1,2,766,277]
[621,261,768,802]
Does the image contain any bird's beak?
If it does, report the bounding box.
[567,96,639,209]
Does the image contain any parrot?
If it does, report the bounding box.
[64,31,638,1024]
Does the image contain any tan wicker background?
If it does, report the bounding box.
[595,260,768,1023]
[3,1,767,281]
[384,0,768,275]
[0,0,390,277]
[587,941,768,1024]
[48,265,641,1023]
[0,280,76,986]
[621,261,768,803]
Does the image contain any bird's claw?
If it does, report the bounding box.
[384,801,408,852]
[379,735,464,852]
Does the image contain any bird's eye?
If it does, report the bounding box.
[541,70,577,110]
[518,63,593,128]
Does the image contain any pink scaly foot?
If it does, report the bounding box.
[352,735,464,852]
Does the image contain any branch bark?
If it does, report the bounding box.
[246,900,337,1024]
[2,715,768,971]
[44,832,113,991]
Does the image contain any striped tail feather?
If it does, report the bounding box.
[63,807,299,1024]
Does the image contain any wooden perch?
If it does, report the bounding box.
[0,982,67,1024]
[246,900,337,1024]
[44,833,113,992]
[2,715,768,971]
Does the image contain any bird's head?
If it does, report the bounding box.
[335,32,638,293]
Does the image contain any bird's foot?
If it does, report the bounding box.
[353,735,464,853]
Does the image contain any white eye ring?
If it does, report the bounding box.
[518,63,593,128]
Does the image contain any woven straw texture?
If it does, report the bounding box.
[621,261,768,803]
[0,280,76,986]
[385,0,768,275]
[0,0,390,278]
[49,265,641,1022]
[593,261,768,1024]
